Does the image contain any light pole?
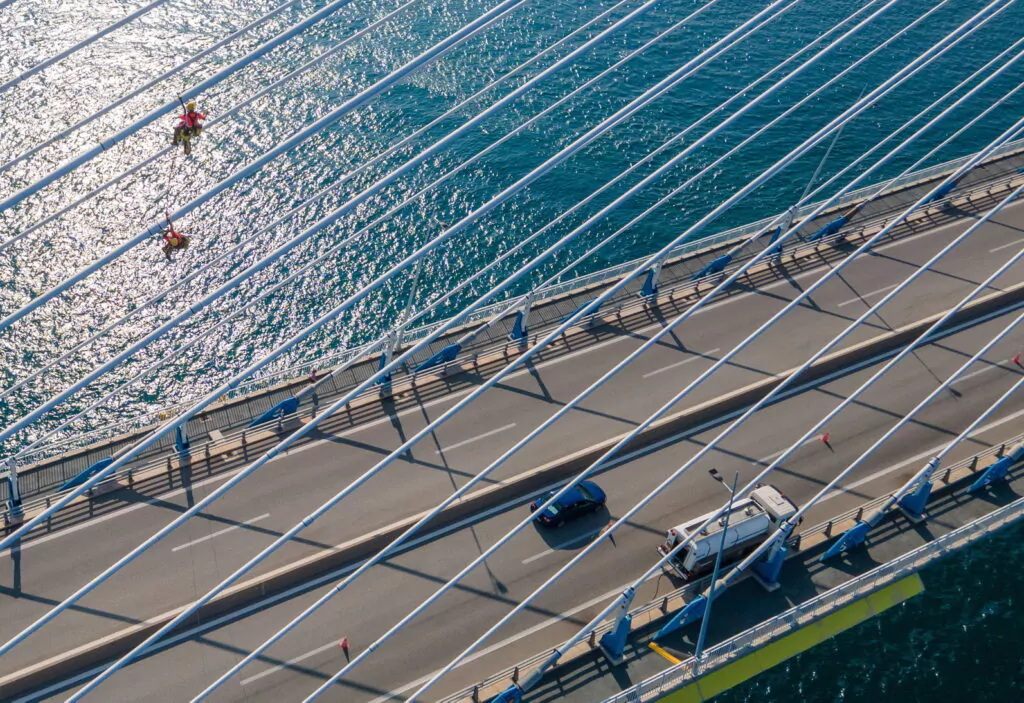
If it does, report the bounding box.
[695,469,738,660]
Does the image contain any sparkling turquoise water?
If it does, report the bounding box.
[0,0,1022,697]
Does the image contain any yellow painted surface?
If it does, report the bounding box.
[657,574,924,703]
[649,642,683,665]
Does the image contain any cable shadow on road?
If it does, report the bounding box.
[459,369,638,428]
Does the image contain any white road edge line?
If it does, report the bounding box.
[642,348,721,379]
[171,514,270,553]
[754,437,819,465]
[435,424,517,455]
[17,305,1024,702]
[950,359,1011,386]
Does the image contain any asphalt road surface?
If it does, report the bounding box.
[4,202,1024,699]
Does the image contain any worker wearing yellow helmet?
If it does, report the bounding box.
[172,98,206,155]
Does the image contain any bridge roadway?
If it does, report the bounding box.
[19,287,1024,702]
[3,201,1024,699]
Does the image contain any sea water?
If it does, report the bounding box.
[0,0,1022,696]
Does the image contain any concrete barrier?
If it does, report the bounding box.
[4,282,1024,698]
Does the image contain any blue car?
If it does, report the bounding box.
[530,480,607,528]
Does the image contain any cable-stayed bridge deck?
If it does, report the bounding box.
[446,433,1024,703]
[5,139,1024,512]
[3,147,1024,700]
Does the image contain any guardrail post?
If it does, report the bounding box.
[997,443,1006,458]
[588,630,597,647]
[855,507,864,522]
[824,521,833,538]
[511,666,519,684]
[471,685,480,703]
[5,460,21,516]
[970,456,979,472]
[943,467,952,483]
[660,596,669,613]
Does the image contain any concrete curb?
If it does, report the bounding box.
[4,282,1024,698]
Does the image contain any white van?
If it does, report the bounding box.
[658,485,798,580]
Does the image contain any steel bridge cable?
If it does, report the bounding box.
[0,0,176,96]
[554,0,971,273]
[48,2,818,688]
[0,0,429,255]
[535,0,996,291]
[0,0,429,216]
[11,0,821,467]
[11,0,779,459]
[704,271,1024,596]
[6,0,839,686]
[0,0,544,450]
[200,15,984,693]
[0,0,749,459]
[535,165,1024,687]
[77,3,967,696]
[436,121,1024,697]
[395,108,1024,703]
[0,0,350,175]
[0,7,778,646]
[7,0,882,459]
[277,8,1015,695]
[0,0,635,406]
[522,252,1024,701]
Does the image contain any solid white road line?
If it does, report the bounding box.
[171,513,270,552]
[837,283,899,308]
[435,424,517,455]
[642,348,721,379]
[820,404,1024,503]
[989,237,1024,253]
[521,525,607,565]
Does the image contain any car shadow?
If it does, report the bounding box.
[531,504,613,550]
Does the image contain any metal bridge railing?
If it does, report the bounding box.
[10,138,1024,485]
[601,492,1024,703]
[433,430,1024,703]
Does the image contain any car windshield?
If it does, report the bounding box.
[577,484,594,501]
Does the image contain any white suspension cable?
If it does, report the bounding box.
[399,108,1024,703]
[0,0,176,96]
[0,0,635,406]
[298,10,1017,695]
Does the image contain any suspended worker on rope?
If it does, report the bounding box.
[172,99,206,156]
[161,211,190,261]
